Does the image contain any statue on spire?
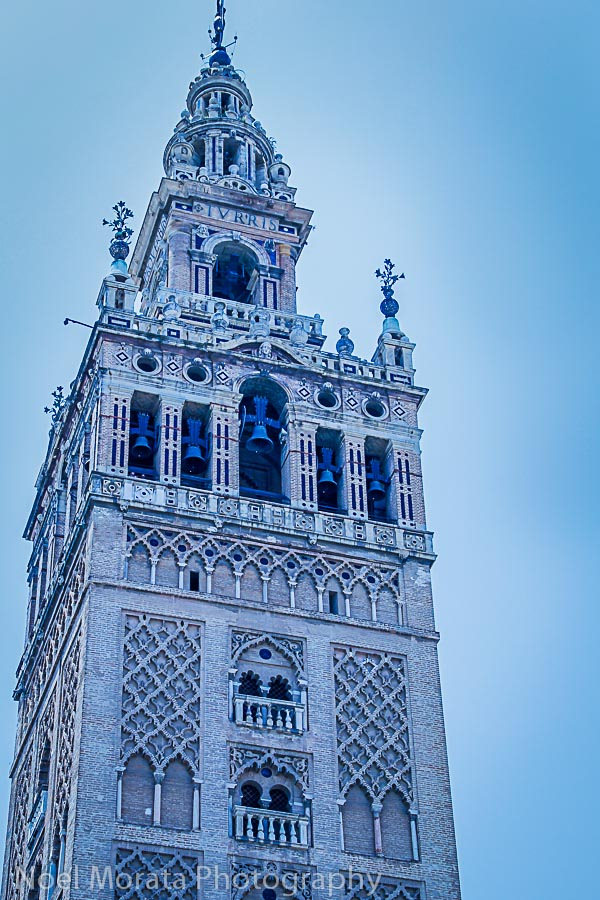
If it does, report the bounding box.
[209,0,232,66]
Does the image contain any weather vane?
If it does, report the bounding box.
[102,201,134,268]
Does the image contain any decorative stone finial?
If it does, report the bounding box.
[336,327,355,357]
[102,201,134,279]
[375,259,405,334]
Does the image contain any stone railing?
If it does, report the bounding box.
[95,474,434,556]
[147,288,327,348]
[233,805,310,847]
[233,692,306,734]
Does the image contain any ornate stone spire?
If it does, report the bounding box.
[162,2,295,201]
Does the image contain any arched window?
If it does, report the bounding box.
[239,671,263,697]
[213,242,259,303]
[128,394,159,480]
[239,378,288,503]
[241,782,262,809]
[267,675,292,702]
[269,786,291,812]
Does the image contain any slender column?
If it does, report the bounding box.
[153,772,164,827]
[159,398,183,485]
[372,801,383,855]
[57,829,66,876]
[343,434,368,519]
[116,767,125,820]
[337,799,346,851]
[343,591,351,618]
[410,811,420,861]
[193,778,202,830]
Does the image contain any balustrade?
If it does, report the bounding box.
[233,805,309,847]
[233,692,305,733]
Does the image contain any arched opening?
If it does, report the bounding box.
[365,437,394,523]
[342,785,375,856]
[127,544,151,583]
[267,675,292,702]
[213,242,259,304]
[181,402,211,488]
[269,786,291,812]
[241,781,262,809]
[128,393,159,480]
[239,671,263,697]
[121,755,154,826]
[316,429,344,513]
[381,790,413,860]
[161,760,194,830]
[223,136,242,173]
[239,379,288,503]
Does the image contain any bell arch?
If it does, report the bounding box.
[238,377,289,503]
[202,231,270,268]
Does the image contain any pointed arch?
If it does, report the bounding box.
[212,558,236,598]
[155,548,179,588]
[269,566,291,606]
[350,581,371,621]
[127,544,151,583]
[241,562,262,601]
[295,572,318,612]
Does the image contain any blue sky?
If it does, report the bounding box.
[1,1,598,896]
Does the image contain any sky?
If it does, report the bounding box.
[0,1,598,896]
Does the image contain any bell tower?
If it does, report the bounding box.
[1,4,461,900]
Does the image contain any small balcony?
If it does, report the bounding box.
[233,805,310,848]
[233,693,306,734]
[28,789,48,847]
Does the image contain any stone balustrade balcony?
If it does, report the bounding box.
[233,692,306,734]
[233,805,310,848]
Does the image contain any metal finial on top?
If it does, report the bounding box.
[375,259,405,333]
[102,201,134,277]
